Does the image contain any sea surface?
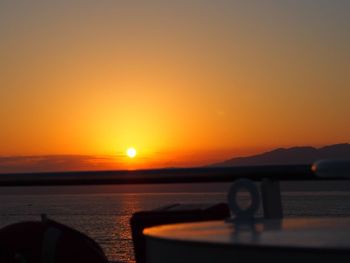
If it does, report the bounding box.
[1,182,350,262]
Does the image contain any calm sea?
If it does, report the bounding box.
[1,182,350,262]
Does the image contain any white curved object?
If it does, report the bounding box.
[144,218,350,263]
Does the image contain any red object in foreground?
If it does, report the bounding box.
[0,217,109,263]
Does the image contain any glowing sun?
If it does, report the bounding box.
[126,147,137,158]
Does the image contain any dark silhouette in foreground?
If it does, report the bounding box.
[0,216,109,263]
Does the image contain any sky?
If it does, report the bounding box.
[1,1,349,171]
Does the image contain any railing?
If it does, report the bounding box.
[2,160,349,221]
[0,164,320,187]
[0,161,349,187]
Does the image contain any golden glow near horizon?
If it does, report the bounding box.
[1,1,350,170]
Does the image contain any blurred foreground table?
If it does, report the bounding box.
[144,217,350,263]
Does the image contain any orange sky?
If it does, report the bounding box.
[1,1,349,170]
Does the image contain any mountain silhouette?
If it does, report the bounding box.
[212,143,350,167]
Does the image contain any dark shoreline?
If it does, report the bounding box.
[0,181,350,195]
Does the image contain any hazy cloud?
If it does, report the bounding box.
[0,155,122,173]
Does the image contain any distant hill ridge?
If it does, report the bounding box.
[212,143,350,167]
